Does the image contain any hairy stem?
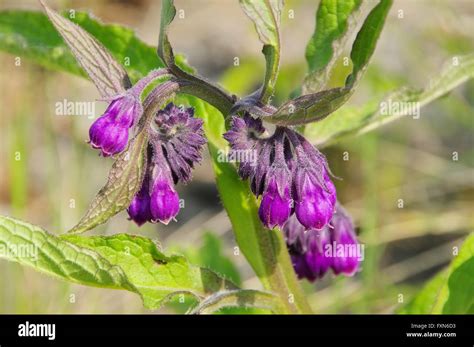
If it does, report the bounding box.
[177,78,235,116]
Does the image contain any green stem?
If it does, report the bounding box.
[177,78,235,116]
[256,224,313,314]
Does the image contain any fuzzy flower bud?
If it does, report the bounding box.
[89,94,142,156]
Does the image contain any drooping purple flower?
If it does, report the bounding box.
[88,69,171,157]
[329,204,361,276]
[284,215,332,281]
[258,178,292,229]
[224,115,336,230]
[147,143,181,225]
[127,103,206,226]
[127,172,153,226]
[89,94,142,157]
[257,128,293,229]
[303,229,333,280]
[284,203,362,281]
[288,131,336,230]
[293,170,335,230]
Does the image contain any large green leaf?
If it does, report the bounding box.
[0,216,279,312]
[63,233,237,310]
[400,233,474,314]
[304,0,363,93]
[305,54,474,146]
[239,0,283,103]
[0,10,161,83]
[266,0,392,126]
[0,216,134,291]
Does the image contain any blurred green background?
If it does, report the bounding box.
[0,0,473,313]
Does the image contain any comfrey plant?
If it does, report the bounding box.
[0,0,472,315]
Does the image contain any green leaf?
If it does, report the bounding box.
[303,0,363,93]
[266,0,392,126]
[63,233,236,310]
[345,0,393,89]
[40,1,131,97]
[239,0,283,103]
[264,86,353,126]
[157,0,176,69]
[305,54,474,146]
[1,215,278,311]
[400,233,474,314]
[0,216,134,291]
[68,128,148,234]
[0,9,161,84]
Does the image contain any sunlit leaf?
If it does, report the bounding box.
[344,0,393,89]
[0,216,279,312]
[0,216,134,291]
[63,233,237,310]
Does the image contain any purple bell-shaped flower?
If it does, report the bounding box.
[224,114,336,230]
[329,204,361,276]
[89,94,142,157]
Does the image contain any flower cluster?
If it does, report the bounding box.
[224,114,337,230]
[224,114,362,281]
[89,94,142,156]
[127,103,206,226]
[284,204,361,281]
